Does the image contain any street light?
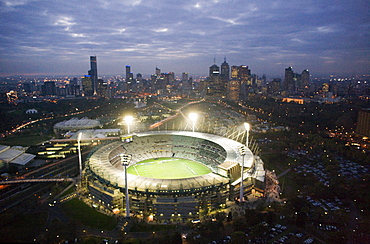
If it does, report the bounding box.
[77,132,83,189]
[120,153,132,218]
[239,123,250,203]
[124,116,134,134]
[189,113,198,132]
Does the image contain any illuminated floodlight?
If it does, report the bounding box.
[189,113,198,132]
[124,116,134,134]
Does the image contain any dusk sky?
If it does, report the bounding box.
[0,0,369,78]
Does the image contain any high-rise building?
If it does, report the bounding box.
[209,64,220,77]
[182,72,189,82]
[227,79,240,101]
[88,56,98,95]
[41,81,56,95]
[283,66,294,93]
[221,58,230,81]
[82,75,93,96]
[356,109,370,137]
[230,65,251,100]
[97,79,108,97]
[301,69,310,87]
[208,63,224,98]
[125,65,133,81]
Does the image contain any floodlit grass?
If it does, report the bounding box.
[127,157,211,179]
[61,198,118,230]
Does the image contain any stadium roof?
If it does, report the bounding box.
[0,145,35,166]
[54,117,100,131]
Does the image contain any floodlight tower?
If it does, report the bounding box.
[120,154,132,218]
[239,123,250,202]
[189,113,198,132]
[124,116,134,134]
[77,132,83,189]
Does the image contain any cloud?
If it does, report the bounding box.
[54,16,76,31]
[0,0,368,76]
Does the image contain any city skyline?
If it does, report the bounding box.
[0,0,369,77]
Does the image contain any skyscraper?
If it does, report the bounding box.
[227,79,240,101]
[182,72,189,82]
[231,65,251,100]
[82,75,92,96]
[356,109,370,137]
[88,56,98,95]
[126,65,134,81]
[301,69,310,87]
[221,57,230,81]
[283,66,294,93]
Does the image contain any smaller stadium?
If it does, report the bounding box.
[86,130,265,222]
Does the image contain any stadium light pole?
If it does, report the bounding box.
[121,154,132,218]
[77,132,83,189]
[124,116,134,134]
[239,123,250,203]
[189,113,198,132]
[244,123,250,148]
[239,145,247,202]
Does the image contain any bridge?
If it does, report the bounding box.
[0,178,75,185]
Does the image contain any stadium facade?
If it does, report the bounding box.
[85,131,265,222]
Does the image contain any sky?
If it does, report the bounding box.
[0,0,369,78]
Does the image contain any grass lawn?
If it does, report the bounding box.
[0,134,51,146]
[127,157,211,179]
[61,198,118,230]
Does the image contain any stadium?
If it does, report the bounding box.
[85,130,265,222]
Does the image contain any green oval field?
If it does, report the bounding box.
[127,157,212,179]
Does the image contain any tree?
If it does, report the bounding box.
[231,231,247,244]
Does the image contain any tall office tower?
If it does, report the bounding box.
[70,77,78,85]
[209,63,220,77]
[82,75,93,96]
[41,81,56,95]
[125,65,134,81]
[126,65,131,80]
[168,72,175,83]
[231,65,251,100]
[97,79,108,97]
[136,73,142,81]
[231,65,250,81]
[356,108,370,137]
[155,67,161,76]
[88,56,98,95]
[221,58,230,81]
[283,66,294,93]
[227,79,240,101]
[208,63,224,98]
[301,69,310,87]
[182,72,189,82]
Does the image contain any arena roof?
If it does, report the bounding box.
[88,131,256,193]
[54,117,100,131]
[0,145,35,166]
